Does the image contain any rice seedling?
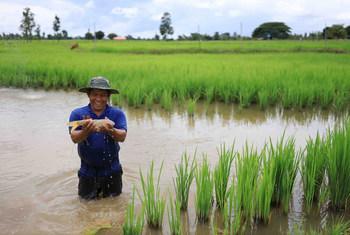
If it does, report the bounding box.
[269,134,301,214]
[138,161,166,228]
[301,133,326,211]
[173,151,196,210]
[214,144,235,210]
[325,120,350,210]
[235,143,260,221]
[123,187,144,235]
[195,156,214,223]
[223,184,245,235]
[254,148,276,224]
[187,98,197,117]
[167,194,182,235]
[160,89,173,111]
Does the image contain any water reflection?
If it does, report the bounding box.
[0,88,348,235]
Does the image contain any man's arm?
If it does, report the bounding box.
[70,120,95,143]
[107,128,127,142]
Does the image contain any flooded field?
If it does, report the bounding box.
[0,88,347,235]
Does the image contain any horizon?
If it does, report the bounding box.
[1,0,350,38]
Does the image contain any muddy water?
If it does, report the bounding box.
[0,88,345,235]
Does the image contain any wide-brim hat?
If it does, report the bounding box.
[79,76,119,94]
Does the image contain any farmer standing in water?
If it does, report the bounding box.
[69,76,127,200]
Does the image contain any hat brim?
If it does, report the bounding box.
[79,87,119,94]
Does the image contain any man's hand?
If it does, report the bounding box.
[82,119,96,134]
[100,118,114,133]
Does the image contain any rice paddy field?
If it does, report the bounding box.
[1,40,350,235]
[1,40,350,110]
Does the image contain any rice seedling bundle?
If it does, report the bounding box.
[254,149,276,223]
[123,187,144,235]
[195,156,214,223]
[173,152,196,210]
[167,195,182,235]
[214,144,235,210]
[138,161,165,228]
[325,121,350,210]
[235,144,260,220]
[269,135,300,214]
[301,133,326,211]
[223,184,244,235]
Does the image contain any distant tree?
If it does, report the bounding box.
[126,35,135,40]
[47,34,53,40]
[159,12,174,40]
[154,34,160,40]
[345,25,350,39]
[107,33,117,40]
[34,24,41,39]
[42,32,46,39]
[53,15,61,39]
[252,22,291,39]
[213,32,220,40]
[323,24,347,39]
[62,30,68,39]
[85,32,94,40]
[19,7,36,41]
[95,30,105,40]
[220,32,230,40]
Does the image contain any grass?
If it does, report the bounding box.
[167,194,182,235]
[325,120,350,210]
[173,151,196,210]
[138,161,166,228]
[214,144,235,210]
[269,134,301,214]
[123,187,144,235]
[195,156,214,223]
[301,133,326,211]
[1,40,350,110]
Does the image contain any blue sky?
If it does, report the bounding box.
[0,0,349,38]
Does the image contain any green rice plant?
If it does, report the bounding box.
[235,144,260,220]
[138,161,166,228]
[145,90,156,110]
[223,184,245,235]
[167,194,182,235]
[195,156,214,223]
[254,148,276,224]
[205,87,215,104]
[325,120,350,210]
[269,134,301,214]
[173,151,196,210]
[290,217,350,235]
[160,89,173,111]
[301,133,326,211]
[187,98,197,117]
[214,144,235,210]
[239,86,256,108]
[258,89,270,110]
[123,187,144,235]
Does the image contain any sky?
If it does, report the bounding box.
[0,0,349,38]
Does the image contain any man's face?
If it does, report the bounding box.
[88,89,110,112]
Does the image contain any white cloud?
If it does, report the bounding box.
[111,7,139,18]
[85,0,94,9]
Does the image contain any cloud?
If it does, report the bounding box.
[85,0,94,9]
[111,7,139,18]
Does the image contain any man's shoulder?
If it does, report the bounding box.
[71,105,90,115]
[108,106,125,115]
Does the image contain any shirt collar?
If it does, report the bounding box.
[87,103,110,118]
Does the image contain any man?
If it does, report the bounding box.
[69,76,127,200]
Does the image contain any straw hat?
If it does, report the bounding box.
[79,76,119,94]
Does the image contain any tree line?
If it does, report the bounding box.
[2,8,350,41]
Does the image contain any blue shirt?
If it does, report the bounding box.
[69,104,127,177]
